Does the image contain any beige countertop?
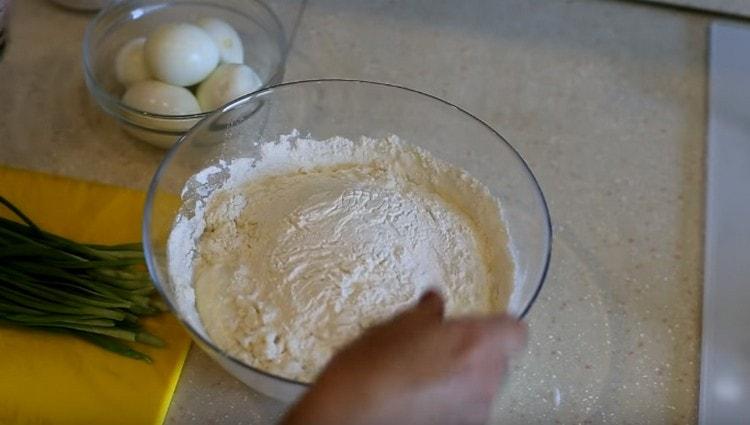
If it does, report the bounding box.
[0,0,726,423]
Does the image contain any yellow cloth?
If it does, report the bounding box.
[0,167,191,425]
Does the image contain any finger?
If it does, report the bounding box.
[416,289,445,319]
[481,315,527,354]
[396,289,444,324]
[381,289,444,330]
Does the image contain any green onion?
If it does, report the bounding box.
[0,196,166,362]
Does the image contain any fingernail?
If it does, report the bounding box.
[419,289,442,304]
[418,289,445,318]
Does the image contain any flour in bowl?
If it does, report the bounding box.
[167,132,515,382]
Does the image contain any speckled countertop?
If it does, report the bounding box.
[0,0,730,423]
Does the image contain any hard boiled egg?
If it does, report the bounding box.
[196,64,262,111]
[144,23,219,87]
[197,17,244,64]
[114,37,151,86]
[122,80,201,115]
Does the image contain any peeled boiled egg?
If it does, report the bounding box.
[122,80,201,115]
[196,64,262,111]
[114,37,151,86]
[144,23,219,87]
[197,17,244,64]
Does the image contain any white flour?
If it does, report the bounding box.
[168,132,514,382]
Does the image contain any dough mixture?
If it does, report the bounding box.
[168,132,514,382]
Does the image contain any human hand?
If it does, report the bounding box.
[281,291,527,425]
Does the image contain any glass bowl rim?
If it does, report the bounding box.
[142,78,553,388]
[82,0,289,121]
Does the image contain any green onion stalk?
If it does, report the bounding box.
[0,196,165,362]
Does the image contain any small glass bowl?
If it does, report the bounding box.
[143,79,552,402]
[82,0,287,148]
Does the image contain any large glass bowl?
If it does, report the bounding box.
[143,79,552,402]
[83,0,287,148]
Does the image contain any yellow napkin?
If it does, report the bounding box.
[0,167,191,425]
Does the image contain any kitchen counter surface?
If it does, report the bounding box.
[0,0,730,422]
